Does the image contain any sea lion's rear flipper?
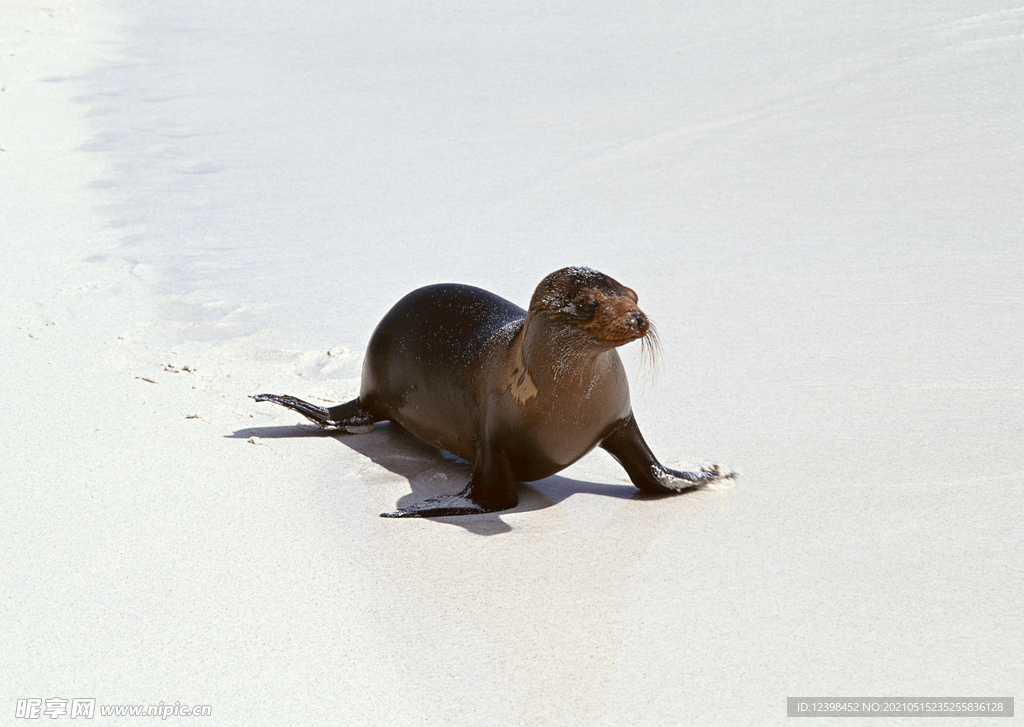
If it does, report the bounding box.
[251,394,376,433]
[381,445,519,518]
[601,413,737,494]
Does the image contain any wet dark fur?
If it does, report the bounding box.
[254,267,733,517]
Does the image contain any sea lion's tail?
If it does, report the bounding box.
[251,394,375,433]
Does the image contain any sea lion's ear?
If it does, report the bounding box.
[574,293,598,319]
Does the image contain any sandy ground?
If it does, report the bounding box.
[2,1,1022,725]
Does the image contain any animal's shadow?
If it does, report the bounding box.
[229,422,658,534]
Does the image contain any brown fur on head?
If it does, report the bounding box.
[529,267,653,347]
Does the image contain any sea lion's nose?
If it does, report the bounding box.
[631,311,647,329]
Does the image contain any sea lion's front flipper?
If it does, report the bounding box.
[381,444,519,518]
[601,413,737,494]
[379,488,496,518]
[251,394,375,433]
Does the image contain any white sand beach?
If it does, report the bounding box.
[2,1,1021,724]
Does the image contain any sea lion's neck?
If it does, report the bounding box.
[520,311,614,384]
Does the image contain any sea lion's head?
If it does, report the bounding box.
[528,267,656,351]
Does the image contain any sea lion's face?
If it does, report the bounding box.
[529,267,652,348]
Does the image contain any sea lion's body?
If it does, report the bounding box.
[363,283,631,480]
[255,267,734,517]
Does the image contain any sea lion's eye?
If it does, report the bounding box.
[575,296,598,318]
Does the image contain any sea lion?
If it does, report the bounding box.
[254,266,735,517]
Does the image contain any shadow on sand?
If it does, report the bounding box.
[228,421,667,535]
